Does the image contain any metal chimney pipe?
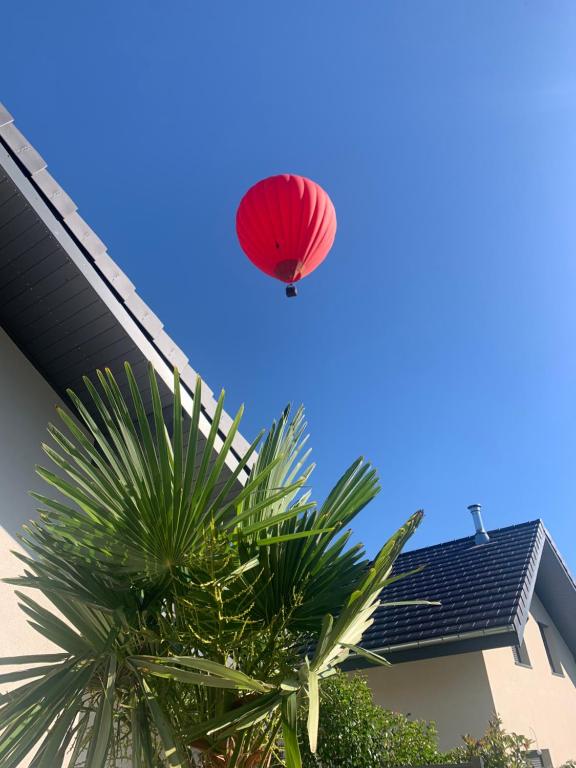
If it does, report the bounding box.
[468,503,490,544]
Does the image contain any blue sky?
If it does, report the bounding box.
[4,2,576,569]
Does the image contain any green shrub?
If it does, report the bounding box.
[443,715,532,768]
[298,673,541,768]
[299,673,441,768]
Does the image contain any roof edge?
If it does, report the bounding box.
[346,626,516,668]
[534,524,576,657]
[541,523,576,592]
[513,520,546,643]
[371,623,514,655]
[0,101,253,476]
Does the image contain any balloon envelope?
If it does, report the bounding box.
[236,174,337,284]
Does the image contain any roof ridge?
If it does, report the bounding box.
[399,518,542,559]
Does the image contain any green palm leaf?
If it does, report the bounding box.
[0,364,434,767]
[83,655,117,768]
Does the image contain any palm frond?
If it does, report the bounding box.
[0,364,432,768]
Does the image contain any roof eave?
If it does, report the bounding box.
[0,102,253,477]
[535,525,576,657]
[345,624,517,669]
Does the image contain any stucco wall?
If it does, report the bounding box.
[0,326,64,671]
[364,650,496,750]
[483,593,576,765]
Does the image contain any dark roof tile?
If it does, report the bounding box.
[360,519,542,652]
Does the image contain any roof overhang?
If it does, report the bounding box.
[534,527,576,657]
[344,625,518,669]
[0,102,253,483]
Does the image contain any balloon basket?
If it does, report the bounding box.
[286,284,298,298]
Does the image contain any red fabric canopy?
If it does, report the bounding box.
[236,174,337,284]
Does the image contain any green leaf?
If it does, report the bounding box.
[84,655,116,768]
[239,502,316,536]
[256,529,333,545]
[0,664,63,685]
[28,699,81,768]
[140,677,186,768]
[282,693,302,768]
[131,656,272,693]
[0,660,94,767]
[341,643,392,667]
[66,712,89,768]
[310,510,424,674]
[306,669,319,753]
[131,699,155,768]
[187,691,282,742]
[314,614,334,664]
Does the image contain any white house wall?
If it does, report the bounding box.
[363,649,496,750]
[0,326,64,675]
[483,593,576,765]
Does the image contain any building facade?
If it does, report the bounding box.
[365,593,576,761]
[357,517,576,763]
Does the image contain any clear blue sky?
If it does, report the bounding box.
[4,2,576,569]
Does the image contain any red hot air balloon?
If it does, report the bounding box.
[236,174,337,297]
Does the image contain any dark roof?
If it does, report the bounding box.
[0,102,252,489]
[353,519,576,666]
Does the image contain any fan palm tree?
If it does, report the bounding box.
[0,364,432,767]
